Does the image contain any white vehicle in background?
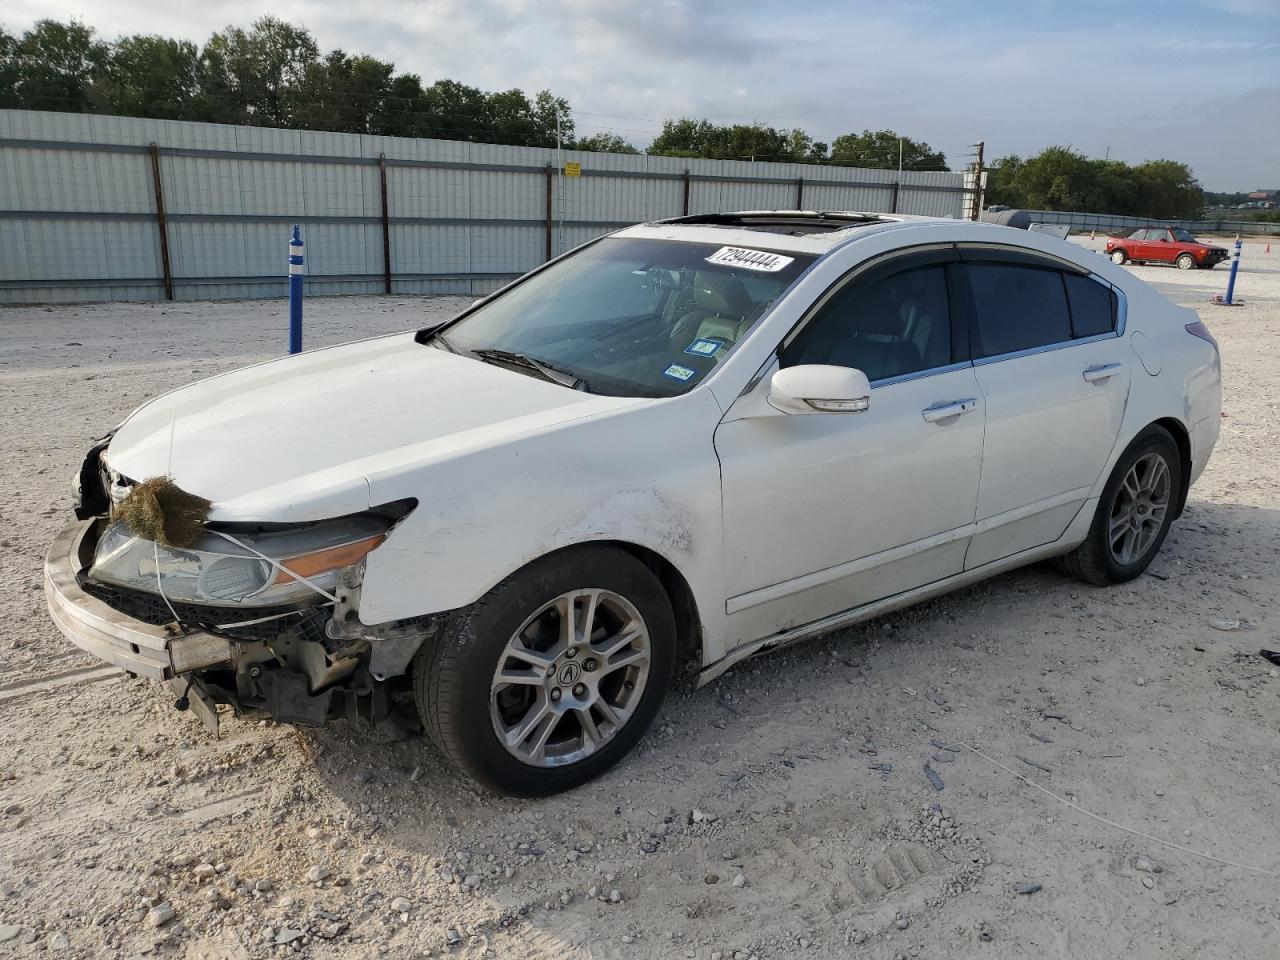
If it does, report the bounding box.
[46,211,1221,795]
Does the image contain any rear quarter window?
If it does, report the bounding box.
[1063,274,1117,339]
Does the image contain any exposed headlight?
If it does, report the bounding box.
[89,516,387,607]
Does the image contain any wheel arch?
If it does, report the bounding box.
[454,539,707,672]
[1152,416,1193,519]
[608,540,705,670]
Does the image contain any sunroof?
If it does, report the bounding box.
[657,212,889,237]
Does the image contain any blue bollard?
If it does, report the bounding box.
[288,224,304,354]
[1223,236,1242,306]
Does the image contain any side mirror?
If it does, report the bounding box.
[768,365,871,415]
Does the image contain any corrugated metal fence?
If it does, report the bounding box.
[0,110,969,305]
[1021,208,1280,237]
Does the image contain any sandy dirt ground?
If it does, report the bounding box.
[1,237,1278,960]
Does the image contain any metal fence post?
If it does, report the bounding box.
[147,143,174,301]
[378,154,391,294]
[682,169,691,216]
[890,181,900,214]
[795,176,803,209]
[288,225,304,354]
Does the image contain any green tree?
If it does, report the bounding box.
[783,128,828,164]
[647,118,717,158]
[1132,159,1202,219]
[829,130,946,171]
[419,78,488,140]
[295,50,393,133]
[5,19,107,112]
[0,27,20,108]
[374,72,428,137]
[95,35,201,120]
[649,118,798,161]
[572,132,639,154]
[530,90,573,147]
[983,148,1204,219]
[201,17,319,126]
[984,154,1025,207]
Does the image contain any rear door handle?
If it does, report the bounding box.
[1082,363,1123,383]
[921,398,978,423]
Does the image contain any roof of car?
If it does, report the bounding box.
[615,210,955,255]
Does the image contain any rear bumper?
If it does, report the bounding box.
[44,519,232,680]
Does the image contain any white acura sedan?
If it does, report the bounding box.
[46,211,1221,795]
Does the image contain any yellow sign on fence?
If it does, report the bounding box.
[564,161,581,178]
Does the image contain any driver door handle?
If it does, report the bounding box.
[921,398,978,423]
[1082,363,1123,383]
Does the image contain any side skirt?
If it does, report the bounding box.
[696,528,1088,688]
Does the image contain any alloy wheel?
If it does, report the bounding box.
[489,589,651,767]
[1107,452,1171,565]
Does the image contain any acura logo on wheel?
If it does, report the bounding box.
[557,662,581,685]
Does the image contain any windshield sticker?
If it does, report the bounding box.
[663,363,696,382]
[705,246,795,272]
[684,337,726,358]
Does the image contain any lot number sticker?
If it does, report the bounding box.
[705,246,794,272]
[663,363,696,381]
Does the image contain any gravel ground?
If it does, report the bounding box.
[0,238,1278,960]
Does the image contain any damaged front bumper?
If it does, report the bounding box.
[45,517,437,736]
[45,518,233,681]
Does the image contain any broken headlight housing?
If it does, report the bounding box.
[89,516,387,607]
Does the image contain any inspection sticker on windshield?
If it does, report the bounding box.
[663,363,696,381]
[684,337,726,358]
[705,246,794,272]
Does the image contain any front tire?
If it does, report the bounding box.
[1110,249,1128,265]
[1176,253,1196,270]
[1056,425,1182,586]
[415,546,676,796]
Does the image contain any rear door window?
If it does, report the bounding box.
[1063,274,1117,339]
[964,263,1072,359]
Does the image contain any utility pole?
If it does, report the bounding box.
[968,140,985,221]
[897,138,903,177]
[555,113,564,256]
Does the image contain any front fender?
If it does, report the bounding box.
[356,389,732,662]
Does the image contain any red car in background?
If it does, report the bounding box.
[1105,227,1228,270]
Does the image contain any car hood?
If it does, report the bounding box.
[106,333,641,521]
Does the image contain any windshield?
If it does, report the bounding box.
[1171,227,1198,243]
[434,237,815,397]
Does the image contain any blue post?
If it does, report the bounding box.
[288,224,304,354]
[1223,236,1242,306]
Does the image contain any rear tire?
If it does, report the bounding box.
[1176,253,1196,270]
[1055,425,1181,586]
[414,546,676,796]
[1110,249,1128,265]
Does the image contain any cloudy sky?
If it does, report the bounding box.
[8,0,1279,189]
